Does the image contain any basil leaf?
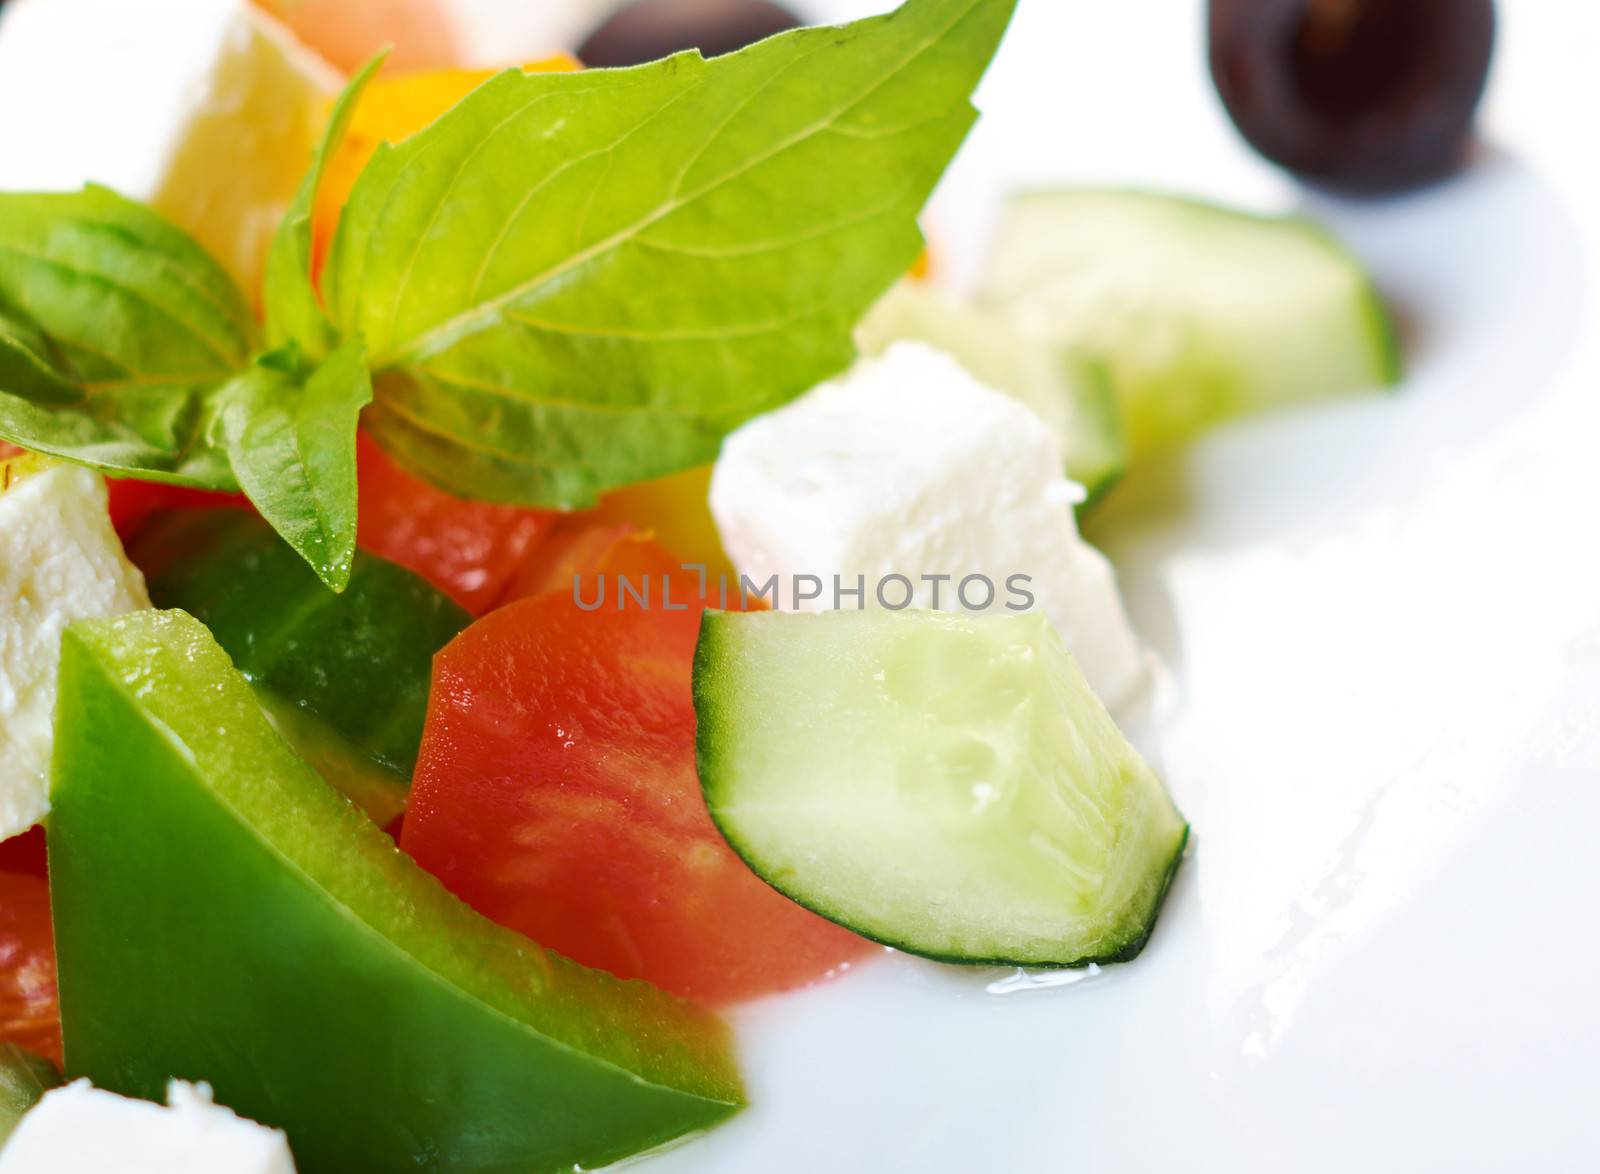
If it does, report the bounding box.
[0,186,254,486]
[0,189,369,588]
[215,340,372,592]
[265,54,387,359]
[0,311,81,405]
[328,0,1016,507]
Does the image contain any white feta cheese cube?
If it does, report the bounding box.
[1,463,149,840]
[0,1079,295,1173]
[0,0,341,296]
[710,342,1151,710]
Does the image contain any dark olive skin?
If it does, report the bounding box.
[579,0,803,68]
[1209,0,1496,194]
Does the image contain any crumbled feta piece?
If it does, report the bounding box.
[1,464,149,840]
[0,0,340,295]
[0,1080,295,1173]
[710,342,1151,709]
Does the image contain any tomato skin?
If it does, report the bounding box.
[402,591,871,1003]
[0,870,60,1067]
[356,434,557,615]
[6,447,248,541]
[0,829,46,878]
[105,479,249,542]
[498,516,688,606]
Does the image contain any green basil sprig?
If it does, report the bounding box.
[0,0,1016,590]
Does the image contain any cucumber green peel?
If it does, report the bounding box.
[695,609,1188,967]
[857,283,1127,503]
[49,610,743,1174]
[978,188,1401,455]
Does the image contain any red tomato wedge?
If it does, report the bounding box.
[0,870,60,1067]
[498,515,685,606]
[6,444,247,541]
[356,434,558,615]
[402,588,872,1003]
[0,829,46,879]
[105,480,249,543]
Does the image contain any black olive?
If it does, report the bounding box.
[579,0,803,68]
[1209,0,1496,194]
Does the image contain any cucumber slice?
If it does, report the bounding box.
[977,189,1401,453]
[857,283,1126,501]
[695,609,1188,966]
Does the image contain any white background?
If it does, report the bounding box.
[469,1,1600,1169]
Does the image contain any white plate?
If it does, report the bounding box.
[631,1,1600,1170]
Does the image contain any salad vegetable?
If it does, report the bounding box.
[131,509,471,824]
[0,0,1424,1165]
[978,188,1401,454]
[696,609,1189,966]
[858,282,1127,502]
[353,432,557,614]
[402,583,874,1003]
[0,831,44,879]
[104,480,247,544]
[0,0,1019,591]
[49,609,744,1173]
[308,56,582,284]
[709,343,1152,711]
[0,872,57,1069]
[0,187,256,489]
[327,0,1016,510]
[589,465,739,584]
[495,512,680,605]
[0,1046,59,1150]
